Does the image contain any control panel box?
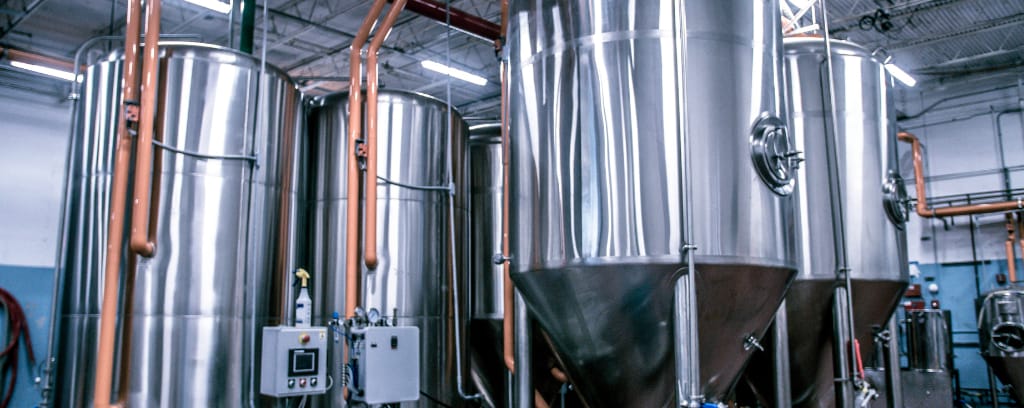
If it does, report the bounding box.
[260,326,328,397]
[357,326,420,404]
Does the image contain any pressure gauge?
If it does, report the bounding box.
[368,308,381,326]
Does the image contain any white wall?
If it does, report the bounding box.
[0,86,71,267]
[896,77,1024,264]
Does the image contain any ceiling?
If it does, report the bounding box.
[1,0,1023,122]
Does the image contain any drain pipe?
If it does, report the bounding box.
[364,0,407,270]
[513,290,532,408]
[898,131,1024,217]
[772,303,792,408]
[92,0,143,405]
[344,0,388,321]
[128,0,163,258]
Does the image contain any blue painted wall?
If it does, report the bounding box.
[901,258,1022,402]
[0,264,55,408]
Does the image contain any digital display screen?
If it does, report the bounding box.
[288,349,318,376]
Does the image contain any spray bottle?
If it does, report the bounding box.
[294,268,312,327]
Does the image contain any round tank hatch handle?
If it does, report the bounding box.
[883,170,910,228]
[750,113,800,196]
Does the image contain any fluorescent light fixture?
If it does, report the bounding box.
[420,60,488,86]
[884,63,917,87]
[10,61,81,82]
[185,0,231,14]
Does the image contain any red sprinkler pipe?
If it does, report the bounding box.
[388,0,501,42]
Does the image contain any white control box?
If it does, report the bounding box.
[260,326,328,397]
[357,326,420,404]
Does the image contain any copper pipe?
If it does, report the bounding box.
[1008,214,1018,283]
[364,0,408,270]
[535,390,550,408]
[0,46,81,72]
[92,0,142,405]
[498,0,514,372]
[1018,212,1024,282]
[128,0,162,257]
[345,0,389,320]
[898,131,1024,217]
[550,366,568,383]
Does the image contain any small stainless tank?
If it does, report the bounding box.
[978,287,1024,403]
[308,90,470,407]
[747,37,910,407]
[54,42,304,406]
[907,309,953,372]
[465,123,506,407]
[507,0,797,406]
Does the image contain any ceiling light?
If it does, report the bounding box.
[10,61,81,82]
[420,60,488,86]
[185,0,231,14]
[884,63,917,87]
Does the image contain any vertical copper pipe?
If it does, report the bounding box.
[345,0,389,320]
[898,131,1024,217]
[128,0,162,257]
[1018,213,1024,281]
[364,0,408,269]
[92,0,142,405]
[498,0,514,373]
[1008,213,1018,283]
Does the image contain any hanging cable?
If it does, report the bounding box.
[0,287,36,408]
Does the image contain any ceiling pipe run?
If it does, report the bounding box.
[388,0,501,42]
[898,131,1024,217]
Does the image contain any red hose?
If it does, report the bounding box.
[853,339,865,380]
[0,287,35,408]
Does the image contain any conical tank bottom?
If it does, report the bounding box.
[742,279,907,407]
[983,355,1024,404]
[511,262,794,408]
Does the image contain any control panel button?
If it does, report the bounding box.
[299,334,311,344]
[287,379,295,388]
[310,377,318,387]
[299,378,307,388]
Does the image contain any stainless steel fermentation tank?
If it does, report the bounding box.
[308,90,470,407]
[465,123,508,407]
[54,42,303,406]
[507,1,798,406]
[978,287,1024,403]
[746,37,909,407]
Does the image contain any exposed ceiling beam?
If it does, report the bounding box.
[886,12,1024,51]
[0,0,52,41]
[828,0,962,34]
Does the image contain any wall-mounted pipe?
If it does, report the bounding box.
[364,0,407,270]
[1018,213,1024,281]
[128,0,163,258]
[388,0,501,42]
[898,131,1024,217]
[497,0,514,374]
[1008,214,1019,283]
[93,0,143,405]
[344,0,389,320]
[239,0,255,54]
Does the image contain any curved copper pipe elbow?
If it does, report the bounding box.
[898,131,1024,218]
[364,0,408,270]
[550,366,569,383]
[128,0,163,259]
